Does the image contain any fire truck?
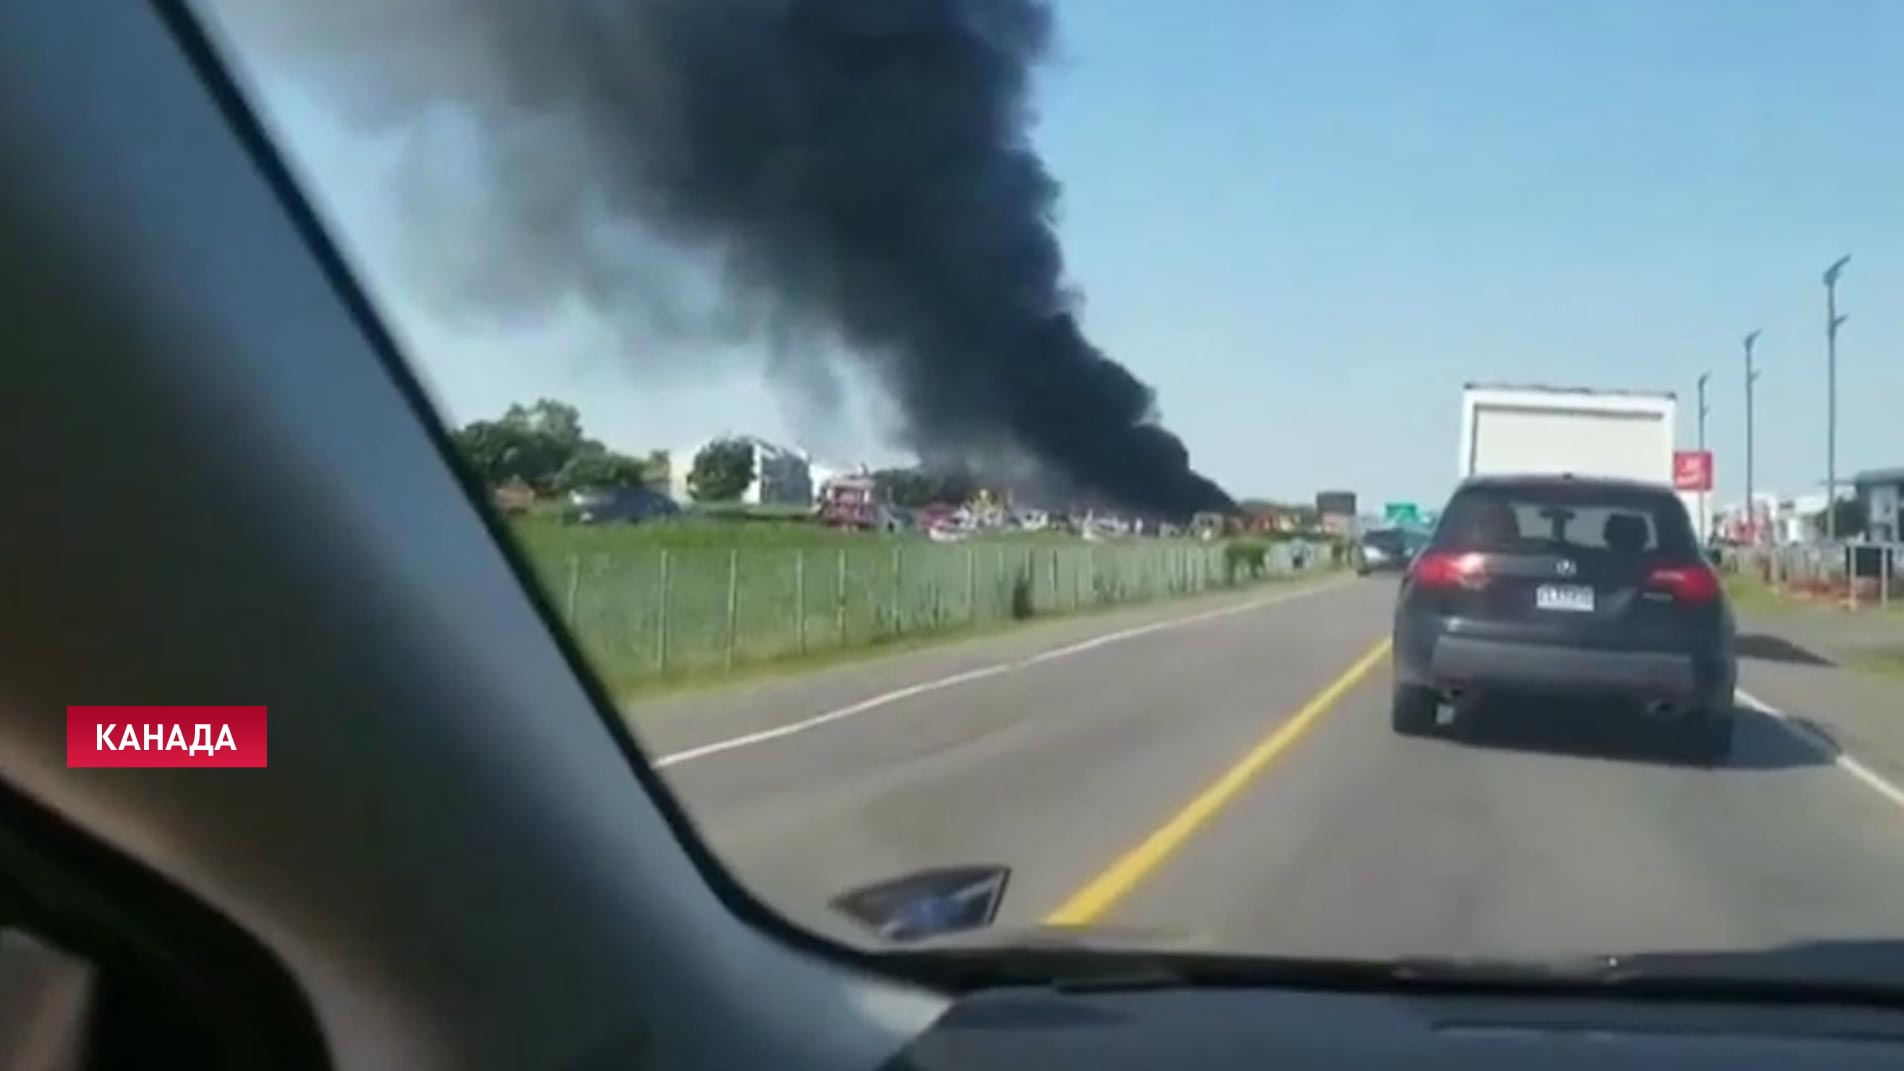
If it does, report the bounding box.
[817,473,891,530]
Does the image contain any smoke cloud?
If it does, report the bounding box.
[208,0,1233,515]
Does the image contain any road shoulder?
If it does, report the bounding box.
[1735,606,1904,786]
[623,572,1357,761]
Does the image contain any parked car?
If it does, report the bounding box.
[567,486,682,525]
[1391,475,1736,762]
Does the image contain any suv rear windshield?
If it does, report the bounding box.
[1434,483,1700,558]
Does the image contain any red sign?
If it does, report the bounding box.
[1673,450,1713,492]
[66,706,268,768]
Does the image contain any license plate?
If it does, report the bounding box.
[1535,584,1595,613]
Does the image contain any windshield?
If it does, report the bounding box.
[1436,484,1702,557]
[193,0,1904,993]
[1364,530,1407,553]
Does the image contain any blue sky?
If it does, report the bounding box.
[235,0,1902,509]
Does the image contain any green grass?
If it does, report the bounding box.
[1844,644,1904,683]
[613,567,1344,701]
[1725,574,1904,686]
[1725,573,1904,618]
[1724,575,1810,616]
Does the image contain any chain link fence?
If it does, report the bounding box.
[529,539,1325,686]
[1725,541,1901,606]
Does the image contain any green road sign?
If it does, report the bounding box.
[1384,502,1419,525]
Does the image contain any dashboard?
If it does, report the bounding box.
[897,986,1904,1070]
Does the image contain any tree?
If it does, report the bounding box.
[502,399,585,451]
[1811,497,1868,539]
[688,438,755,502]
[451,398,649,496]
[873,467,975,509]
[873,468,930,508]
[451,418,570,491]
[552,443,648,494]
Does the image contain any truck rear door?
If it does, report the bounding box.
[1466,398,1671,484]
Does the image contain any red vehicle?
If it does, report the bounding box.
[818,474,887,529]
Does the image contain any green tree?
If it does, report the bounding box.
[688,438,756,502]
[503,398,585,450]
[451,398,648,495]
[873,468,930,508]
[451,418,570,491]
[873,467,975,508]
[552,442,648,493]
[1812,497,1869,538]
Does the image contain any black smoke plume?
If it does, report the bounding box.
[208,0,1233,516]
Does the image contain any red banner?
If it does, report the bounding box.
[1674,450,1713,492]
[66,706,268,768]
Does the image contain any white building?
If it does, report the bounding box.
[1714,491,1834,546]
[1855,467,1904,542]
[669,435,814,507]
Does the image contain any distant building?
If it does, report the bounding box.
[669,435,814,507]
[1714,491,1840,546]
[1855,467,1904,542]
[1777,493,1831,545]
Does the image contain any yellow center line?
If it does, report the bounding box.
[1042,636,1394,926]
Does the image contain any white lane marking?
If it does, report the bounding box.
[1739,688,1904,812]
[654,663,1013,767]
[654,577,1351,768]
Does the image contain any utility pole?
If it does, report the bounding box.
[1824,255,1851,541]
[1743,330,1761,546]
[1697,371,1711,542]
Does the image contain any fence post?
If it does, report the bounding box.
[966,546,978,624]
[656,549,671,675]
[994,546,1005,621]
[931,556,942,627]
[836,547,848,646]
[891,543,903,636]
[794,548,807,655]
[1049,547,1060,609]
[564,553,581,627]
[724,548,739,671]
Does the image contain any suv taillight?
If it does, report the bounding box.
[1646,564,1721,602]
[1412,551,1489,589]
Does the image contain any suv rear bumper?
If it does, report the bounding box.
[1396,622,1734,712]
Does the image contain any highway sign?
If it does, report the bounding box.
[1384,502,1420,525]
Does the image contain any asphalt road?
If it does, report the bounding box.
[635,575,1904,962]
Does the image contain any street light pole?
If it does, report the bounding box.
[1743,331,1761,545]
[1697,371,1711,541]
[1824,255,1851,541]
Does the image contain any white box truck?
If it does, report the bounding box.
[1459,383,1703,537]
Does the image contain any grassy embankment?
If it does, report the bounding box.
[1724,573,1904,682]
